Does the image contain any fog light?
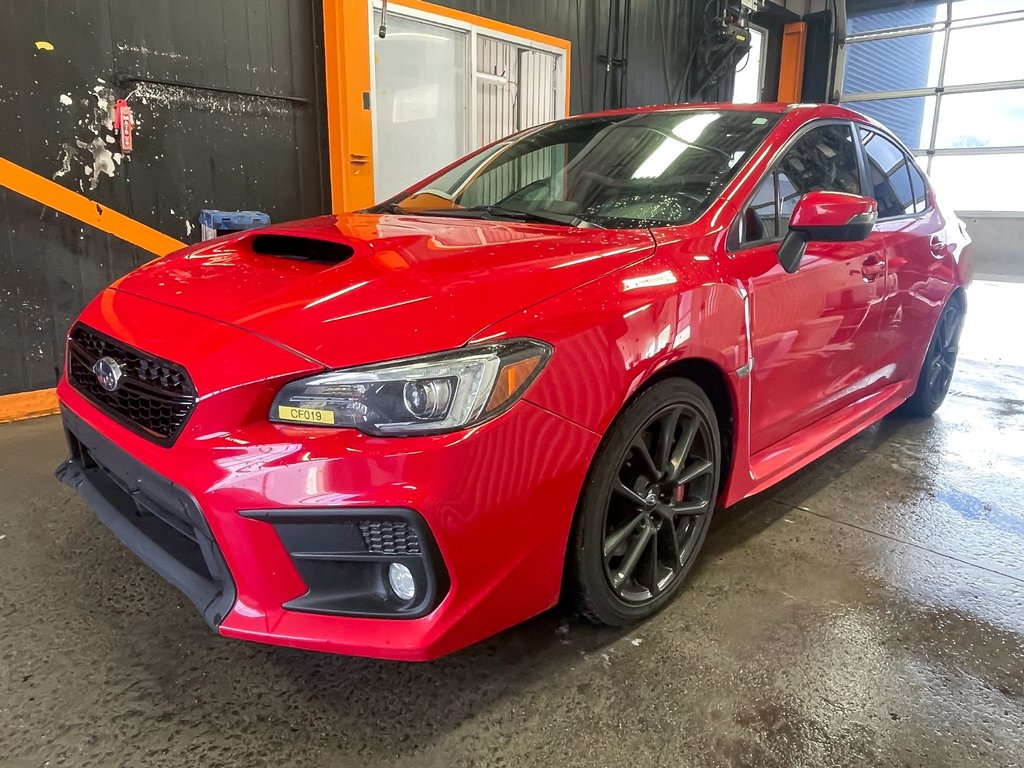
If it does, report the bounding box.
[388,562,416,601]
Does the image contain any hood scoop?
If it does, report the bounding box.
[250,234,354,264]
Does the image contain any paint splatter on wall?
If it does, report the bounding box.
[51,81,120,189]
[76,136,117,190]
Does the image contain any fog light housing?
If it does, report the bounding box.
[388,562,416,601]
[243,508,448,618]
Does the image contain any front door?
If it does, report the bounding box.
[731,122,890,454]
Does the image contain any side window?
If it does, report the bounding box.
[907,158,930,213]
[778,124,861,193]
[741,175,778,242]
[860,129,915,218]
[738,123,860,246]
[777,171,800,231]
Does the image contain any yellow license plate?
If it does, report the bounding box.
[277,405,335,425]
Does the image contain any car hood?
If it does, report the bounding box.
[111,213,657,369]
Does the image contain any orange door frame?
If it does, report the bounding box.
[322,0,376,214]
[778,21,807,103]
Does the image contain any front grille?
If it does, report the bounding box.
[359,520,421,555]
[67,324,197,445]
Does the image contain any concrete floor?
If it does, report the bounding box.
[2,281,1022,768]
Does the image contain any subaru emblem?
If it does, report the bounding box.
[92,356,124,392]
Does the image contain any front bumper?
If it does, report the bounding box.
[57,409,236,628]
[57,374,599,660]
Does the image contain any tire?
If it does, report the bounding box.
[900,293,965,417]
[566,378,721,627]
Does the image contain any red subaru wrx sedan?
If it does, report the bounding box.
[57,103,971,660]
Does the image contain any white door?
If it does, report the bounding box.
[371,9,471,200]
[371,4,566,202]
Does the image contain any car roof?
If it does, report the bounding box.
[567,101,868,123]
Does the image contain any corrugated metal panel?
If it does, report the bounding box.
[847,3,944,36]
[468,34,560,206]
[477,35,558,143]
[478,36,519,145]
[840,4,941,148]
[519,48,558,126]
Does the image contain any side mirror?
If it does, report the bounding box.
[778,191,878,274]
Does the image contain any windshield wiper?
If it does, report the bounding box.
[372,202,598,228]
[373,201,408,214]
[460,205,595,228]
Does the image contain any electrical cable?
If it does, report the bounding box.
[656,0,674,102]
[692,34,746,98]
[673,0,724,103]
[575,0,587,112]
[602,0,615,110]
[620,0,631,107]
[827,0,839,102]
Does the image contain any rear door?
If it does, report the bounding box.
[856,126,953,382]
[731,121,891,454]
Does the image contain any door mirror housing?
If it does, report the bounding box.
[778,191,878,273]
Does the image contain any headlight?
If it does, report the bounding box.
[270,339,552,435]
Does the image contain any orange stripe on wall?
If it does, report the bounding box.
[0,388,59,424]
[0,156,186,256]
[0,157,185,421]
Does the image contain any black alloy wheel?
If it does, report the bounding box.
[901,295,965,417]
[568,378,721,626]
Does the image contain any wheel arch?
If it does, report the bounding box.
[559,354,738,612]
[633,356,737,497]
[572,352,739,519]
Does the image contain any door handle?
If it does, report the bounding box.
[929,235,948,257]
[861,256,886,281]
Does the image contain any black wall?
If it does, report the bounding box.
[0,0,329,396]
[801,9,834,103]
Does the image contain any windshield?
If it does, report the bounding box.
[375,109,781,229]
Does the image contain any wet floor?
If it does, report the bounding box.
[1,281,1022,768]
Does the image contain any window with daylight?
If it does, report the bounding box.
[840,0,1024,212]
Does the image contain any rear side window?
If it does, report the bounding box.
[737,122,861,245]
[860,129,915,218]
